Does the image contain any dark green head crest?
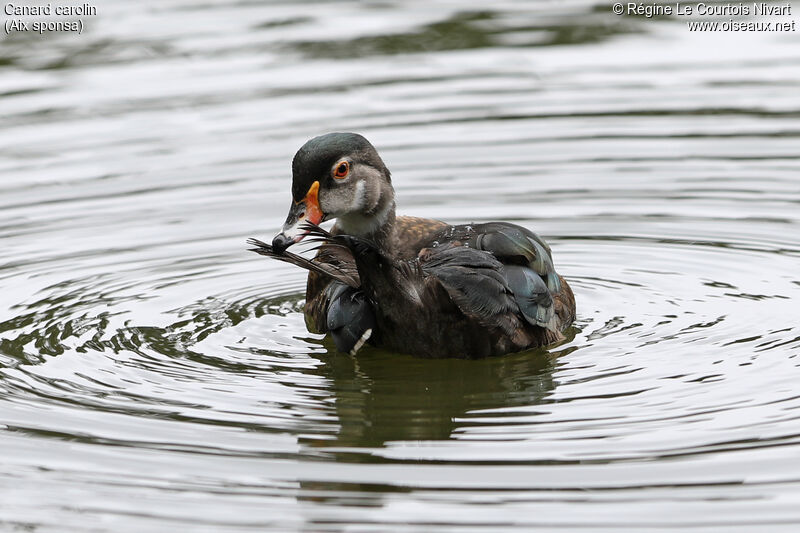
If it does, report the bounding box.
[291,132,389,200]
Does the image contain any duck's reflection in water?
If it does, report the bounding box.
[296,333,577,508]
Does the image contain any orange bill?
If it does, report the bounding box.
[272,181,324,253]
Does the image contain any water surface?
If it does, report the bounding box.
[2,1,800,531]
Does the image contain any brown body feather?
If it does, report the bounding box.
[300,216,576,357]
[304,216,446,333]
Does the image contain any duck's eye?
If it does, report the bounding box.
[333,161,349,179]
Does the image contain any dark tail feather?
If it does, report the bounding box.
[300,222,333,239]
[246,238,359,288]
[300,223,348,248]
[301,223,386,264]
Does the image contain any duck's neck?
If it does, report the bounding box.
[335,190,397,254]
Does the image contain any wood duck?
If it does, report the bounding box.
[249,132,575,358]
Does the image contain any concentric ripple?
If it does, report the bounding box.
[2,0,800,531]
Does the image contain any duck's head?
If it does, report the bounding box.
[272,132,394,253]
